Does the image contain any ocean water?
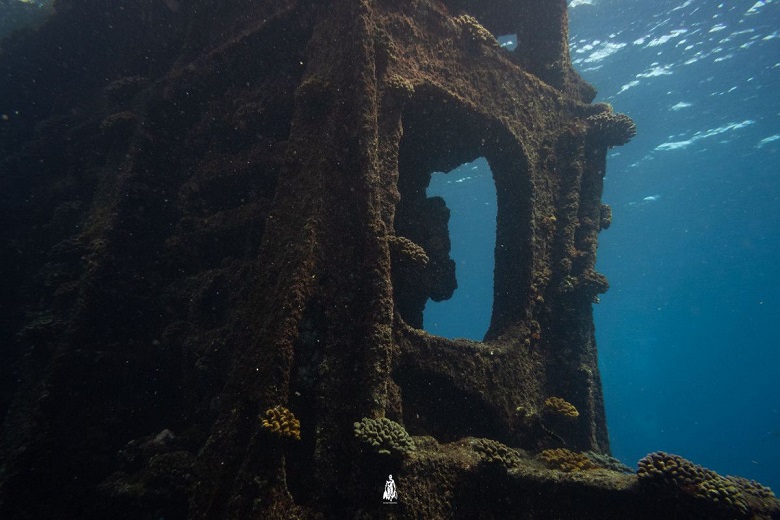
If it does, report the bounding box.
[0,0,50,40]
[426,0,780,491]
[570,0,780,492]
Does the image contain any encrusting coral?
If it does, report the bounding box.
[637,451,775,515]
[261,405,301,441]
[353,417,416,457]
[544,396,580,419]
[540,448,598,472]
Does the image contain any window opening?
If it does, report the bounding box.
[423,157,496,341]
[498,34,518,51]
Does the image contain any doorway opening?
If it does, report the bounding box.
[498,33,518,51]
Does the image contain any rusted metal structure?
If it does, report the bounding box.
[3,1,777,519]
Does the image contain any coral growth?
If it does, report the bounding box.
[637,451,776,515]
[388,235,429,267]
[353,417,416,457]
[470,438,525,469]
[586,104,637,147]
[453,15,499,49]
[261,406,301,441]
[599,203,612,230]
[539,448,598,472]
[544,397,580,419]
[384,74,415,102]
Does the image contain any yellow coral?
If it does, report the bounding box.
[544,397,579,419]
[540,448,597,472]
[261,405,301,441]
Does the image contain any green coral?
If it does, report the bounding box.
[728,475,776,500]
[471,438,524,469]
[637,451,776,515]
[353,417,416,456]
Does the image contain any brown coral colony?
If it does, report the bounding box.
[261,406,301,441]
[544,396,580,419]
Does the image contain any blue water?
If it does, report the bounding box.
[571,0,780,491]
[427,0,780,491]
